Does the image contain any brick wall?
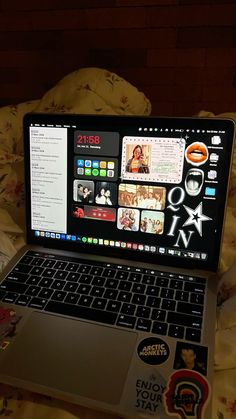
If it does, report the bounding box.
[0,0,236,116]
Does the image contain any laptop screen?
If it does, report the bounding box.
[23,114,234,272]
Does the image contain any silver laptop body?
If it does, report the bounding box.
[0,114,234,418]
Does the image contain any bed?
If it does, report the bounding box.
[0,68,235,418]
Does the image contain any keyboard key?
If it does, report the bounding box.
[136,306,151,319]
[136,318,151,332]
[92,276,106,286]
[105,278,118,289]
[121,303,135,316]
[26,275,42,285]
[54,270,68,280]
[146,296,161,308]
[67,272,80,282]
[29,297,47,309]
[142,274,155,286]
[167,312,202,329]
[15,295,31,306]
[0,290,6,301]
[45,300,117,325]
[31,258,44,266]
[147,286,160,296]
[160,288,174,299]
[117,291,132,303]
[156,276,169,287]
[129,272,142,282]
[51,280,66,290]
[38,288,54,299]
[13,264,32,274]
[168,324,184,339]
[184,282,205,294]
[54,261,68,270]
[106,300,121,312]
[185,328,201,343]
[177,302,203,317]
[90,266,103,276]
[30,266,45,276]
[152,309,166,322]
[103,289,118,300]
[79,295,93,307]
[79,274,93,284]
[39,277,53,288]
[103,268,116,278]
[64,282,78,293]
[170,279,183,290]
[67,262,79,272]
[161,299,176,311]
[43,268,56,277]
[117,314,135,329]
[132,294,146,305]
[132,283,146,294]
[116,271,129,280]
[3,292,18,303]
[190,293,204,305]
[6,272,28,283]
[175,290,189,302]
[65,293,79,305]
[52,291,67,302]
[77,284,91,294]
[0,281,28,294]
[25,285,40,297]
[20,255,34,265]
[42,259,56,268]
[118,280,132,291]
[152,321,168,335]
[92,298,107,310]
[90,287,105,298]
[78,264,91,274]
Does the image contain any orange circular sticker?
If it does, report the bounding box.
[185,142,208,166]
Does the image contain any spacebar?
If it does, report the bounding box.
[45,300,117,325]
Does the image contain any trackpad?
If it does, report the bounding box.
[1,312,137,404]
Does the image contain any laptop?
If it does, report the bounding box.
[0,113,234,418]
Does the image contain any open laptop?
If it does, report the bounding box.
[0,113,234,418]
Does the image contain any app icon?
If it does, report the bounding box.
[35,231,40,237]
[71,235,76,241]
[85,160,92,167]
[107,170,114,177]
[77,168,84,175]
[45,232,50,238]
[51,233,55,238]
[77,159,84,167]
[205,187,216,196]
[115,241,120,247]
[92,160,99,168]
[100,169,107,177]
[85,168,92,176]
[211,135,221,145]
[110,241,115,246]
[56,233,61,239]
[104,240,109,246]
[82,236,87,243]
[209,153,219,163]
[66,234,71,240]
[93,238,98,244]
[61,234,65,240]
[92,168,99,176]
[121,242,126,248]
[107,161,115,169]
[207,170,217,180]
[88,237,93,243]
[100,161,107,169]
[99,239,103,245]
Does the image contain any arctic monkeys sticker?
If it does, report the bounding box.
[137,337,170,365]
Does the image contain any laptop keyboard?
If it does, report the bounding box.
[0,251,206,343]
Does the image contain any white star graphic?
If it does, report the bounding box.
[182,202,212,236]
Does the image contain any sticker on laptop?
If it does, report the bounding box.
[0,306,22,349]
[173,342,208,376]
[137,337,170,365]
[164,369,211,419]
[122,366,169,417]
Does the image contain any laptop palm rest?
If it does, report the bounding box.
[1,312,137,404]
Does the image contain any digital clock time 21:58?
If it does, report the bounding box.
[76,135,101,145]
